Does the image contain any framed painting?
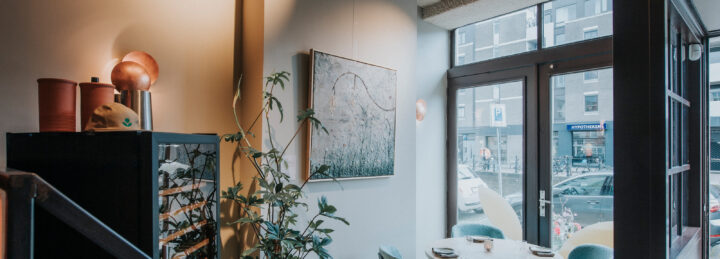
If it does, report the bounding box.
[305,49,397,181]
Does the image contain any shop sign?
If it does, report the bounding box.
[567,123,606,131]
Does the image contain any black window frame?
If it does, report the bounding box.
[446,0,613,246]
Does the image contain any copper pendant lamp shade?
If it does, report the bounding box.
[122,51,159,85]
[111,61,151,91]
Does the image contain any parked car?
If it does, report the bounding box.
[551,173,614,227]
[457,165,488,213]
[507,173,613,227]
[505,175,720,246]
[709,185,720,246]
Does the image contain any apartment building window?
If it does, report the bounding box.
[553,76,566,122]
[458,105,466,119]
[711,88,720,101]
[555,26,566,45]
[585,0,602,16]
[453,6,537,65]
[585,94,599,112]
[584,70,599,82]
[555,5,575,24]
[584,27,599,40]
[543,0,613,48]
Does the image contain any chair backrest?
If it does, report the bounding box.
[451,223,505,239]
[475,185,523,240]
[558,221,614,259]
[378,245,402,259]
[568,244,613,259]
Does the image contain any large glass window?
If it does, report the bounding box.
[456,81,524,229]
[454,7,538,66]
[708,36,720,257]
[543,0,613,48]
[551,68,613,250]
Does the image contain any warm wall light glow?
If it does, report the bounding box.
[101,58,121,84]
[416,99,427,122]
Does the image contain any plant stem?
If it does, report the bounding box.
[279,119,308,159]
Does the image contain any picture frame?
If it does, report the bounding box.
[305,49,397,181]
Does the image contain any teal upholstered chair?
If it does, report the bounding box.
[451,223,505,239]
[378,245,402,259]
[568,244,614,259]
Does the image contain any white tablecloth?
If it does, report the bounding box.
[425,238,563,259]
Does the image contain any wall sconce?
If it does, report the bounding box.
[416,99,427,122]
[689,43,703,61]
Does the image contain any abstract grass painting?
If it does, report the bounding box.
[306,50,396,181]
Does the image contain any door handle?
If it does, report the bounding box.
[586,200,600,205]
[539,190,551,217]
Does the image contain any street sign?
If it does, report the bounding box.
[491,103,507,127]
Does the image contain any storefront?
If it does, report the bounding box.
[553,122,614,169]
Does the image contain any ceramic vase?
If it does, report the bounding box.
[79,81,115,130]
[37,78,77,132]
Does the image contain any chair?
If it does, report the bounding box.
[451,223,505,239]
[568,244,614,259]
[475,185,523,240]
[378,245,402,259]
[557,221,614,259]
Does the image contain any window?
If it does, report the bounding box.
[453,6,537,65]
[555,26,566,45]
[585,94,598,112]
[555,5,575,24]
[584,71,599,82]
[583,28,599,40]
[585,0,602,16]
[572,131,606,159]
[553,76,566,122]
[543,0,613,48]
[448,0,614,250]
[711,89,720,101]
[457,55,466,65]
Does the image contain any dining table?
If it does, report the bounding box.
[425,237,564,259]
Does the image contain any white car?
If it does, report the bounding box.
[457,165,488,213]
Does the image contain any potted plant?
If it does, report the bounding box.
[222,72,349,259]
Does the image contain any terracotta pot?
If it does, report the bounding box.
[80,81,115,130]
[37,78,77,132]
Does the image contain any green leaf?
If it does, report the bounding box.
[241,244,260,257]
[269,96,284,122]
[297,108,315,122]
[316,228,334,234]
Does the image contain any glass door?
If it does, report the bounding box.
[549,68,613,250]
[540,65,613,250]
[448,66,538,243]
[455,80,524,228]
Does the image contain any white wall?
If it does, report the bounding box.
[263,0,418,257]
[0,1,242,257]
[415,19,449,257]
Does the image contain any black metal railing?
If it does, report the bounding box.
[0,170,151,259]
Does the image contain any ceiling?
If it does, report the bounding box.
[418,0,441,7]
[421,0,720,32]
[693,0,720,32]
[420,0,545,30]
